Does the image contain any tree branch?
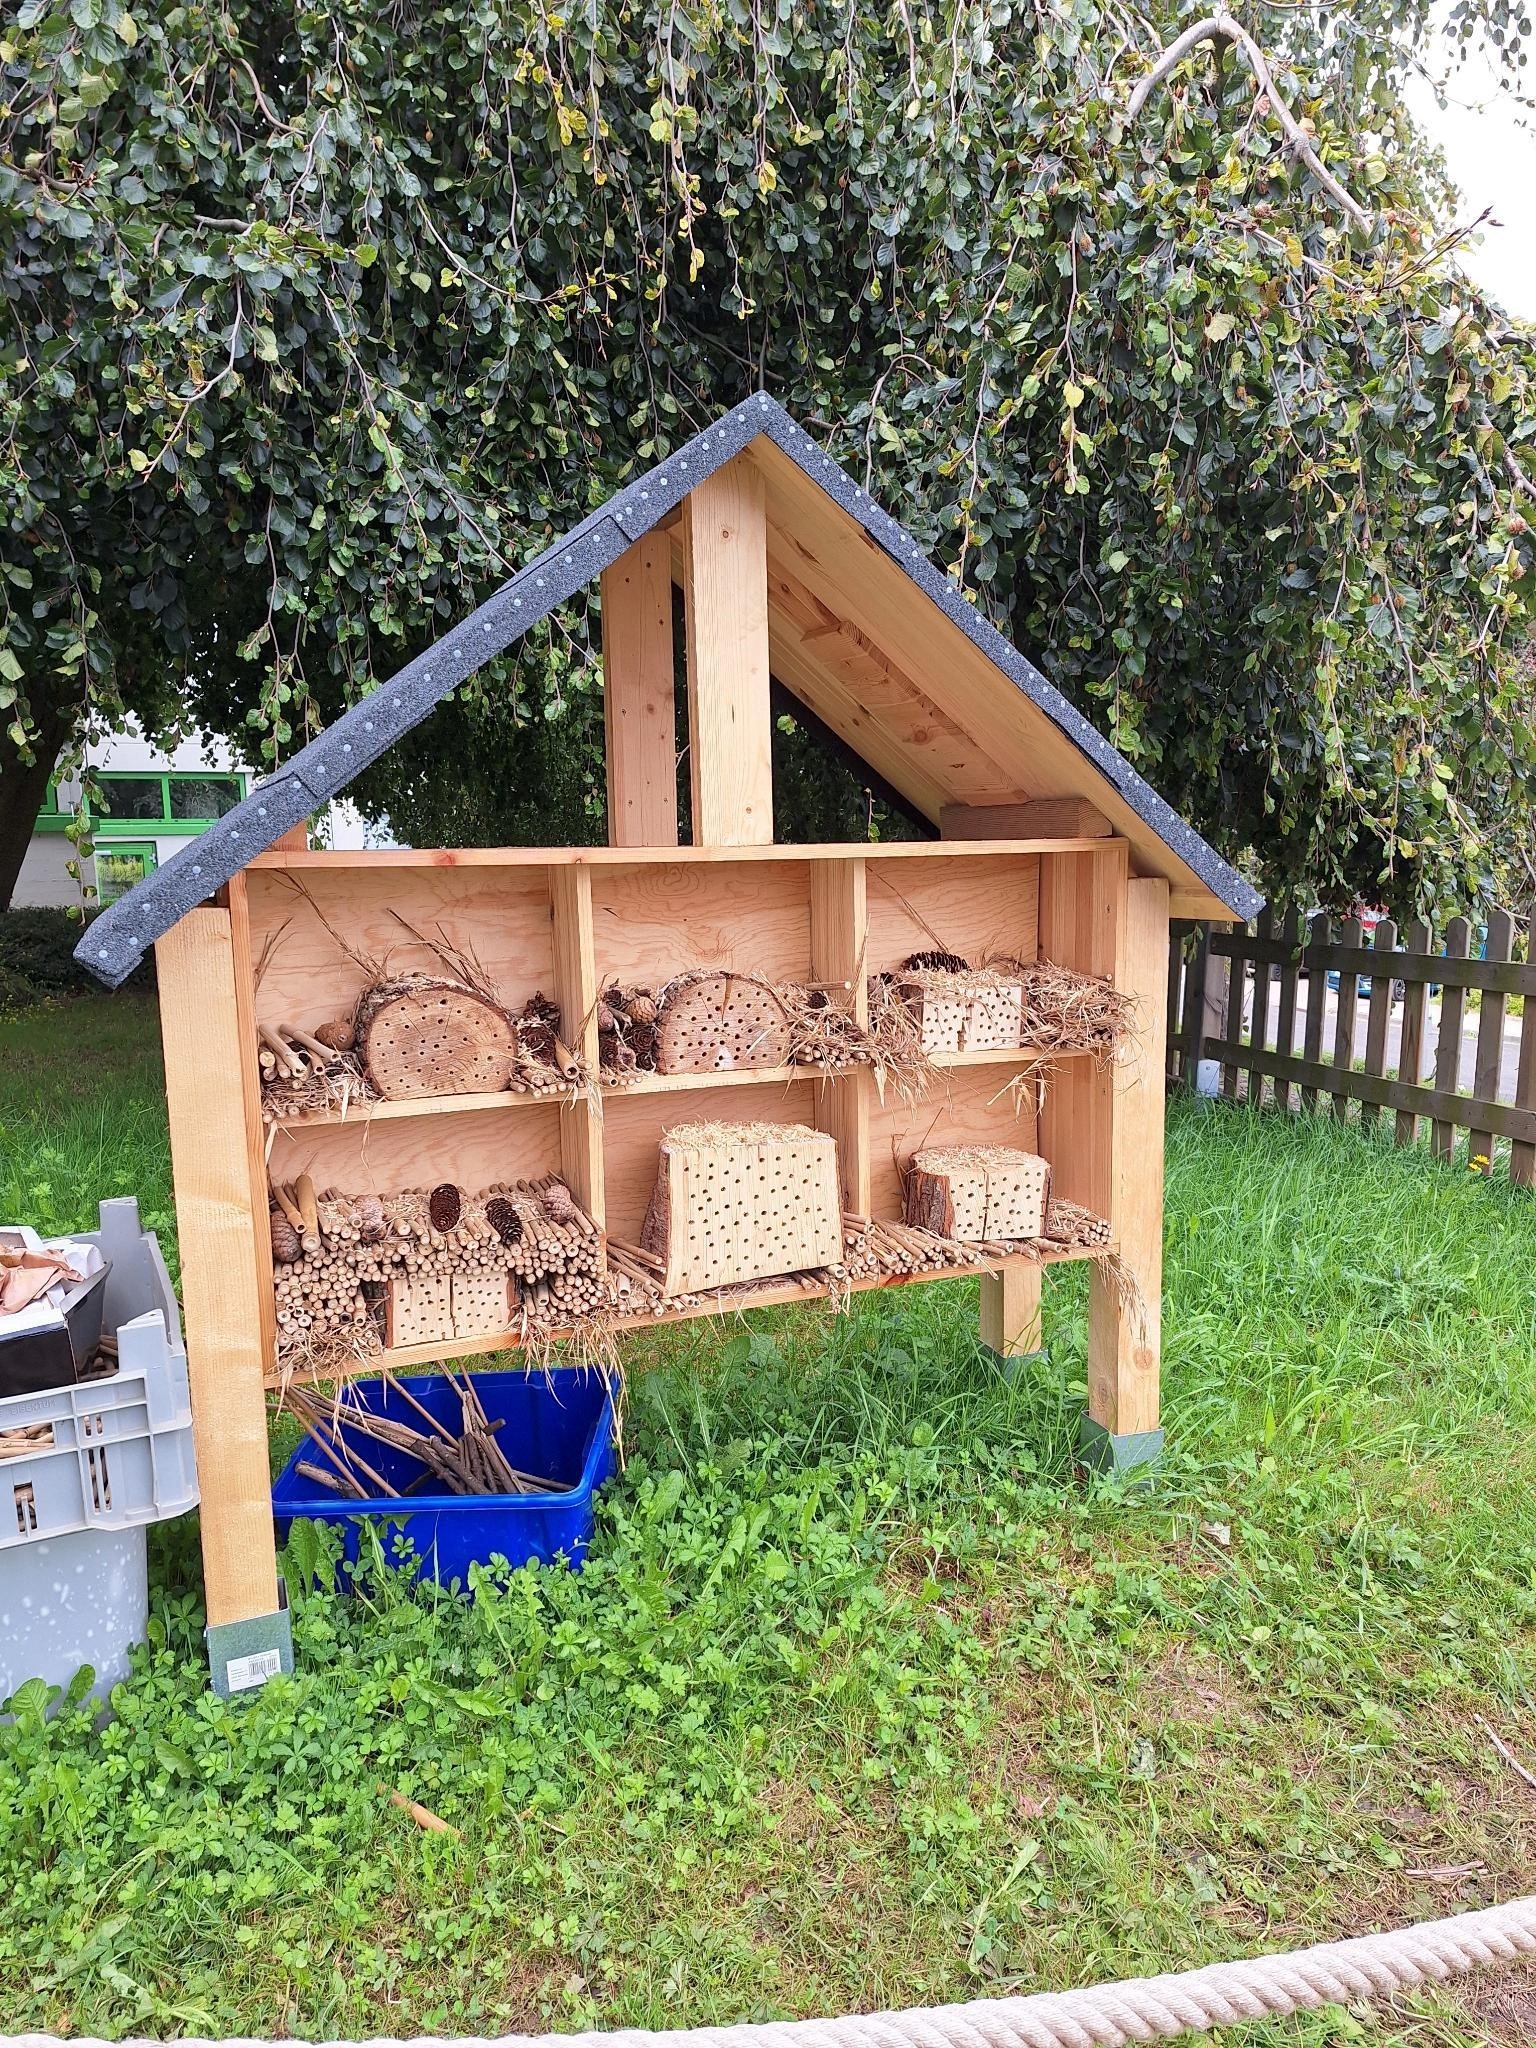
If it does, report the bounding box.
[1127,10,1372,228]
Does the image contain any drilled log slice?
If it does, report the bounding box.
[357,977,516,1099]
[905,1145,1051,1242]
[654,973,792,1074]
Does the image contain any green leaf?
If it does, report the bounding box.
[354,242,379,268]
[0,650,21,682]
[1204,311,1235,342]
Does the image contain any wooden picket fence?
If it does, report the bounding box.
[1167,906,1536,1186]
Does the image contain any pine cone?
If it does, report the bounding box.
[625,990,658,1025]
[520,1019,558,1065]
[902,950,972,975]
[353,1195,387,1243]
[314,1018,356,1052]
[541,1180,578,1223]
[269,1207,302,1263]
[485,1197,522,1245]
[429,1182,463,1232]
[627,1019,658,1067]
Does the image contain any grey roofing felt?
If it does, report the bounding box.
[77,394,1261,987]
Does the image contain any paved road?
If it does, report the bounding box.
[1241,980,1524,1098]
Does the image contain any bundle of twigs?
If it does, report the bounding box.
[285,1372,557,1498]
[776,981,879,1075]
[1008,959,1137,1055]
[864,973,941,1103]
[259,1018,376,1124]
[269,1172,611,1379]
[838,1213,1009,1279]
[1041,1198,1114,1250]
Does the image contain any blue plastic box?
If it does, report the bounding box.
[272,1368,616,1586]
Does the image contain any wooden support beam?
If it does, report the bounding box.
[940,798,1112,842]
[682,455,772,845]
[155,908,281,1632]
[1085,876,1169,1440]
[550,864,605,1229]
[809,855,870,1214]
[980,1263,1043,1360]
[601,535,678,847]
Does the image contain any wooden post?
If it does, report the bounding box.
[1272,908,1302,1113]
[1466,908,1514,1170]
[1299,914,1331,1111]
[1431,917,1471,1158]
[1511,904,1536,1189]
[1330,915,1362,1118]
[1084,876,1169,1467]
[980,1263,1043,1362]
[1395,918,1433,1149]
[682,454,773,845]
[809,855,870,1215]
[1362,917,1397,1129]
[550,864,605,1229]
[156,908,290,1692]
[1247,905,1274,1110]
[601,535,678,847]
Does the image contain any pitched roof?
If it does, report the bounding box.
[76,393,1260,987]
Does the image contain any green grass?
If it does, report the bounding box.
[4,997,1536,2044]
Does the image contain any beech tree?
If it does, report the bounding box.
[2,0,1533,911]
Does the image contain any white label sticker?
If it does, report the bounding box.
[225,1648,282,1693]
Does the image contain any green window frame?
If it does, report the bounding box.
[89,769,248,836]
[33,781,70,834]
[94,841,159,904]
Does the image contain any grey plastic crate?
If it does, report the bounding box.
[1,1199,198,1707]
[1,1199,196,1549]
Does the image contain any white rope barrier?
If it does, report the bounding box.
[11,1893,1536,2048]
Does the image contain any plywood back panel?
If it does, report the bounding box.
[266,1101,565,1199]
[867,1066,1040,1225]
[865,854,1039,974]
[592,859,812,990]
[601,1077,823,1244]
[246,865,556,1037]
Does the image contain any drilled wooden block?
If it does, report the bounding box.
[906,1145,1050,1242]
[892,977,1023,1053]
[450,1271,514,1342]
[383,1273,455,1349]
[643,1123,843,1295]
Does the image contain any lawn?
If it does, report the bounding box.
[3,995,1536,2044]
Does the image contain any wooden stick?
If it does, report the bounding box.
[294,1172,320,1248]
[270,1178,306,1232]
[258,1022,307,1079]
[377,1782,462,1839]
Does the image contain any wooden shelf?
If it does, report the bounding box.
[267,1045,1089,1131]
[267,1241,1107,1385]
[250,837,1117,873]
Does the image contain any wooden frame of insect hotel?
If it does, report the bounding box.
[80,397,1260,1690]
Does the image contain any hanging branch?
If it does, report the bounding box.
[1127,11,1372,229]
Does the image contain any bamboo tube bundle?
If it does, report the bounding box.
[1042,1199,1113,1250]
[258,1021,376,1123]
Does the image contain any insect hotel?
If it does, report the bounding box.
[80,395,1259,1689]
